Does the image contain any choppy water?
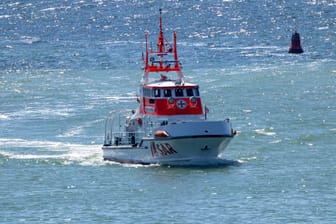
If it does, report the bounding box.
[1,0,336,223]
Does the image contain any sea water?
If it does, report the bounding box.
[1,0,336,223]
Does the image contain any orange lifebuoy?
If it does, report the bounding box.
[154,130,169,138]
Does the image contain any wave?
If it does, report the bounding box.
[103,96,137,101]
[6,108,75,120]
[57,119,104,138]
[0,138,103,166]
[0,15,11,19]
[0,114,10,120]
[211,45,281,51]
[19,36,41,45]
[40,6,72,12]
[237,156,257,163]
[255,128,276,136]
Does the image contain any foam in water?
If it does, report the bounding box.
[19,36,41,45]
[255,128,276,136]
[0,138,103,166]
[0,114,10,120]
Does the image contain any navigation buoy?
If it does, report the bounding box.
[288,31,303,54]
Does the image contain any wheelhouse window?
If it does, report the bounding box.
[153,89,161,97]
[186,88,194,97]
[194,88,200,96]
[143,88,152,97]
[175,88,184,97]
[163,89,172,97]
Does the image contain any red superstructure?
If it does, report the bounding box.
[139,9,204,117]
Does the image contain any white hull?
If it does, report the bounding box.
[102,135,233,166]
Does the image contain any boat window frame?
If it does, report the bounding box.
[175,88,184,97]
[186,88,194,97]
[153,89,161,97]
[194,87,200,97]
[163,89,172,97]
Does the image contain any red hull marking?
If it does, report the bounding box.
[150,142,159,157]
[150,142,177,158]
[164,143,177,154]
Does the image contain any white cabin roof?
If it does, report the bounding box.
[144,80,198,88]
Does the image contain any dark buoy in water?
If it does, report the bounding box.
[288,31,303,54]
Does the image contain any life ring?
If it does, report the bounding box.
[176,99,187,110]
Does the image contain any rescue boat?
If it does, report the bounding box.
[102,9,236,165]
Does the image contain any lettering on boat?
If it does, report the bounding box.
[150,142,177,157]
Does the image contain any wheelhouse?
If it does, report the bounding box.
[140,82,204,116]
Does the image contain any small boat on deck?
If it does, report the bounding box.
[102,9,236,166]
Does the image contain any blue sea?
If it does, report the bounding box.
[1,0,336,223]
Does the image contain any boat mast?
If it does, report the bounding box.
[142,9,184,84]
[158,8,164,54]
